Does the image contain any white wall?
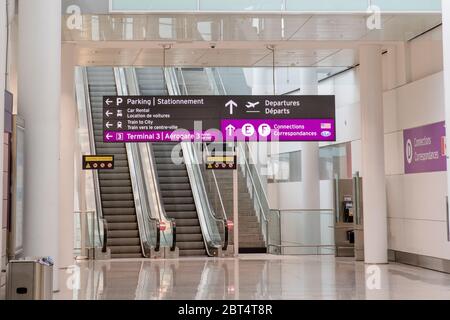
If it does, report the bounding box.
[319,26,450,260]
[0,0,7,281]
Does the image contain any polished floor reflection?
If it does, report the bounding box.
[55,255,450,300]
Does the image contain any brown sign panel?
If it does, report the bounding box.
[82,155,114,170]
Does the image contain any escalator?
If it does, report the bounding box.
[86,67,143,258]
[152,143,206,256]
[135,68,207,256]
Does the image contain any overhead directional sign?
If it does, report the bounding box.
[82,155,114,170]
[102,95,335,143]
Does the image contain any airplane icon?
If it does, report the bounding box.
[245,101,260,109]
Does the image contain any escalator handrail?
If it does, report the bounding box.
[181,142,223,255]
[80,67,106,251]
[201,143,229,251]
[115,67,156,257]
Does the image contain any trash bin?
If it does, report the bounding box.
[6,257,54,300]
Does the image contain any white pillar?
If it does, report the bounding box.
[59,44,76,269]
[443,0,450,204]
[299,69,320,210]
[298,68,321,254]
[0,0,7,275]
[359,45,388,264]
[19,0,62,289]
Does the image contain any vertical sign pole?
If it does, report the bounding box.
[233,145,239,257]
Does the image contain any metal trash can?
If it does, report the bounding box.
[6,257,54,300]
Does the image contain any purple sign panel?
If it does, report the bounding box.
[403,121,446,174]
[221,119,335,142]
[102,95,336,142]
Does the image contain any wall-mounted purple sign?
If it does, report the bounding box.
[403,121,447,174]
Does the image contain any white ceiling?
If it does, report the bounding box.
[64,13,442,67]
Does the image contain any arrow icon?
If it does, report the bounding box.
[105,110,113,117]
[105,133,113,140]
[105,121,113,129]
[105,98,113,106]
[225,100,238,115]
[226,124,236,136]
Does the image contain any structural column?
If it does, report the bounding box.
[442,0,450,202]
[59,44,76,269]
[299,68,320,211]
[18,0,62,289]
[359,45,388,264]
[0,0,7,276]
[298,68,321,254]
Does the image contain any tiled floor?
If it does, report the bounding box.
[52,255,450,300]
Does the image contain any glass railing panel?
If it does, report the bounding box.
[75,67,106,254]
[275,210,335,255]
[182,142,223,251]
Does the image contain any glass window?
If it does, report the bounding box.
[319,142,351,180]
[370,0,441,12]
[268,150,301,183]
[200,0,283,11]
[111,0,197,11]
[286,0,368,12]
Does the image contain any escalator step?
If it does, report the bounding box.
[177,234,203,242]
[156,164,186,171]
[177,226,202,235]
[159,183,191,191]
[99,173,132,180]
[104,215,137,223]
[152,144,180,151]
[100,186,133,194]
[103,208,136,215]
[157,170,188,177]
[158,177,189,184]
[102,200,135,208]
[161,190,193,198]
[162,197,194,205]
[174,218,200,227]
[100,180,132,187]
[108,222,138,230]
[109,245,142,254]
[166,211,198,219]
[177,242,205,250]
[164,204,196,211]
[152,157,179,164]
[109,230,139,238]
[101,193,134,201]
[107,238,140,246]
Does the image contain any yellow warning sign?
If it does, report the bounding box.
[83,155,114,170]
[205,155,236,170]
[84,156,114,162]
